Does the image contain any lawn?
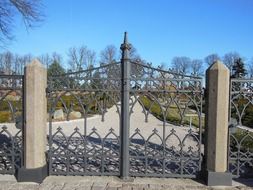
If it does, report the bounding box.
[138,95,204,128]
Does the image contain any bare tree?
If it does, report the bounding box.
[0,0,43,44]
[13,53,32,74]
[52,52,62,64]
[190,59,204,76]
[0,53,5,72]
[129,45,141,61]
[13,54,20,74]
[204,54,220,66]
[100,45,118,65]
[248,58,253,77]
[85,49,96,69]
[158,62,167,70]
[223,52,240,72]
[0,52,32,74]
[38,53,52,68]
[68,46,96,72]
[171,56,191,74]
[0,51,13,74]
[68,47,84,71]
[21,54,32,73]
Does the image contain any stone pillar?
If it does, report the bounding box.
[17,59,48,183]
[205,61,232,186]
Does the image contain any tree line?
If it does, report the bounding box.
[169,52,252,78]
[0,46,252,79]
[0,44,141,76]
[0,1,252,79]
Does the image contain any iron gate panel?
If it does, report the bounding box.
[128,61,203,178]
[47,62,203,177]
[0,75,23,174]
[229,78,253,178]
[47,63,122,176]
[47,34,203,178]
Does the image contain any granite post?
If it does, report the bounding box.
[205,61,232,186]
[17,59,48,183]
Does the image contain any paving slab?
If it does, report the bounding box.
[0,174,253,190]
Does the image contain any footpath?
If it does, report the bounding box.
[0,175,253,190]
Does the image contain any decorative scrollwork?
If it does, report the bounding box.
[49,126,120,175]
[48,63,121,176]
[129,128,201,177]
[229,79,253,178]
[128,61,203,178]
[0,75,23,174]
[48,60,203,178]
[47,62,121,92]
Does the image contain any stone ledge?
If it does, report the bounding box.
[0,175,252,190]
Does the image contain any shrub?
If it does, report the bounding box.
[0,111,11,123]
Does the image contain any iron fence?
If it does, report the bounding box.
[229,78,253,178]
[0,75,23,174]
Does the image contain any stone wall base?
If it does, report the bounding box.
[16,164,48,183]
[205,170,232,186]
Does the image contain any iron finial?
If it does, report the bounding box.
[120,32,131,51]
[124,31,128,44]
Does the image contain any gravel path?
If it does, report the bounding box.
[0,100,200,150]
[49,100,200,149]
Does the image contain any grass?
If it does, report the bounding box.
[229,128,253,152]
[0,93,117,123]
[139,95,204,128]
[0,111,11,123]
[2,93,201,125]
[48,93,116,121]
[0,98,22,123]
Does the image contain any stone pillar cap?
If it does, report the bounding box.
[208,60,229,71]
[26,59,44,68]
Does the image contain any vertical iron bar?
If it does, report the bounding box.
[120,32,131,180]
[21,75,25,169]
[228,78,232,174]
[48,90,53,175]
[199,81,203,172]
[162,105,166,177]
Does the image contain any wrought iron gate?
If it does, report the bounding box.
[47,62,121,176]
[128,61,203,178]
[0,75,23,174]
[47,33,203,178]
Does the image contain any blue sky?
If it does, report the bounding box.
[5,0,253,67]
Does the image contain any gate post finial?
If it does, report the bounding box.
[120,32,131,60]
[123,31,128,44]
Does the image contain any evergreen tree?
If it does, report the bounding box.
[231,58,247,78]
[47,60,65,77]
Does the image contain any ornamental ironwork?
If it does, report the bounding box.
[0,75,23,174]
[128,61,203,177]
[229,78,253,178]
[47,33,203,178]
[47,62,121,176]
